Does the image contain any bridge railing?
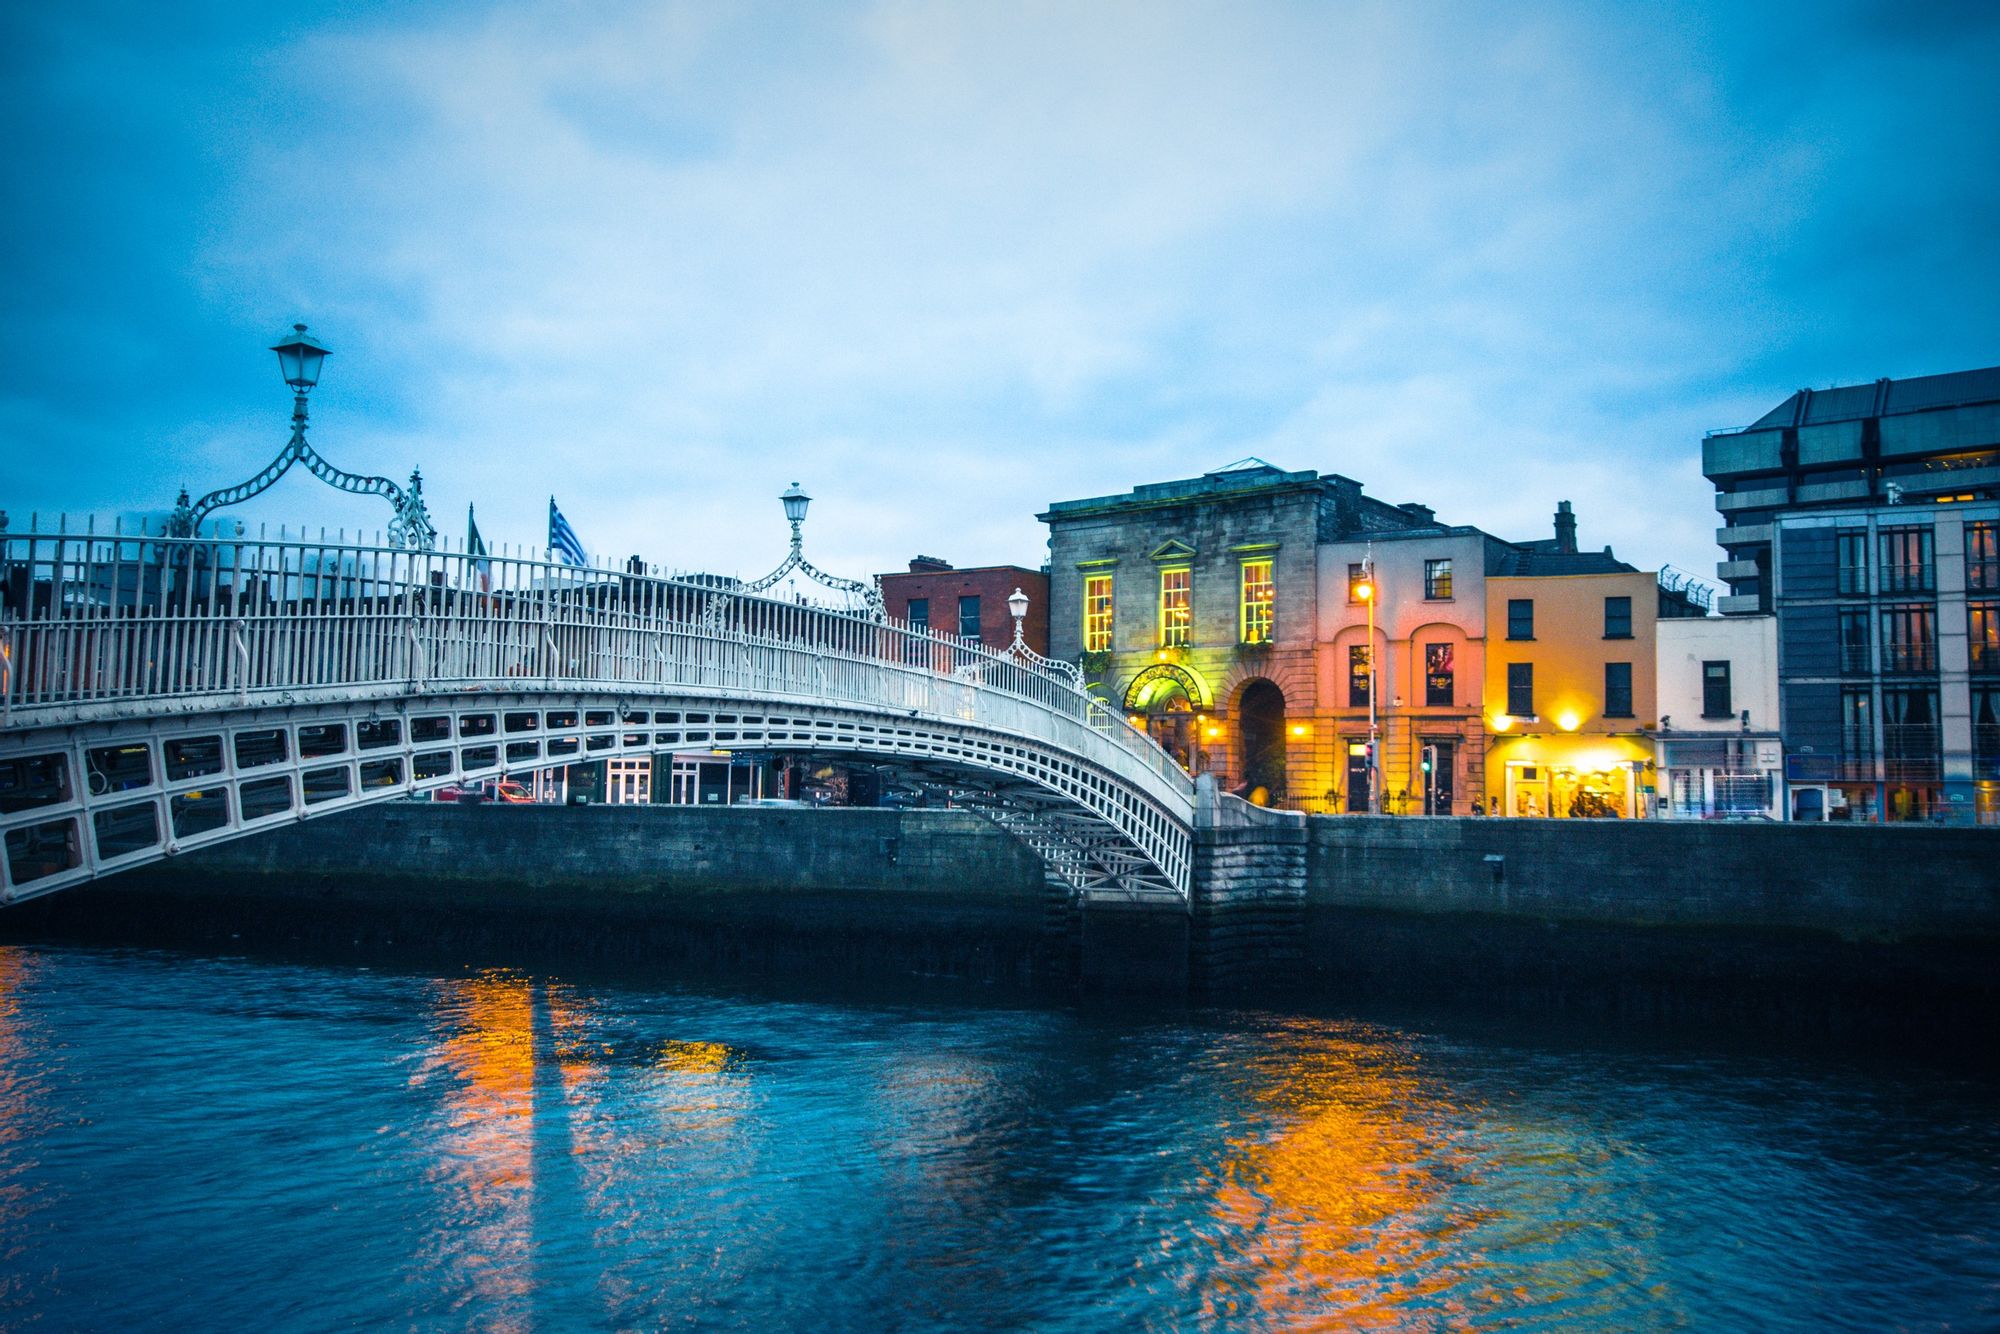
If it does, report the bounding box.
[0,520,1194,804]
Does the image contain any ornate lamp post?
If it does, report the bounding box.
[168,324,436,547]
[740,482,885,616]
[1004,587,1082,689]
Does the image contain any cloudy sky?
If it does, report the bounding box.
[3,1,1996,586]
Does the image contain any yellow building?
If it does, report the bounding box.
[1484,564,1669,818]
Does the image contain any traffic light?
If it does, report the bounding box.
[1420,744,1437,775]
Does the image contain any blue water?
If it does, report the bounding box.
[0,944,1993,1331]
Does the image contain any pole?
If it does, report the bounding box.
[1366,549,1378,814]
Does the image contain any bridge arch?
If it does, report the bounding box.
[0,523,1196,908]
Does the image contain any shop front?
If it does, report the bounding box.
[1489,735,1653,819]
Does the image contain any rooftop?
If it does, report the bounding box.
[1742,364,2000,432]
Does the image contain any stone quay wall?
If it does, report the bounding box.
[11,803,1996,1021]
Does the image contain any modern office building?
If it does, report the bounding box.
[1703,366,2000,822]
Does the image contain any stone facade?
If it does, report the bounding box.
[1040,463,1421,797]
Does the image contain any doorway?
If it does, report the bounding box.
[1238,680,1287,799]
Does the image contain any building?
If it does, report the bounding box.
[1703,366,2000,822]
[1482,506,1703,819]
[1041,461,1426,798]
[878,557,1048,653]
[1654,615,1783,819]
[1315,517,1515,814]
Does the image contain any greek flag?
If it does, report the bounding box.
[548,497,588,566]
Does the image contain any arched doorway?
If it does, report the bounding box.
[1124,664,1206,771]
[1238,679,1287,800]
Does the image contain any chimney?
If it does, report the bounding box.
[1398,502,1435,526]
[908,555,952,573]
[1554,501,1577,554]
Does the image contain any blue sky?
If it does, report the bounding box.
[3,0,1996,587]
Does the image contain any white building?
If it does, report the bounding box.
[1654,615,1784,819]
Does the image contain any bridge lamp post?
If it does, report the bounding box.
[781,482,810,552]
[1007,585,1030,650]
[271,323,330,432]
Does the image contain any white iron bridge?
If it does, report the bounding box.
[0,521,1197,908]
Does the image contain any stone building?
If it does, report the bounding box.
[1702,365,2000,822]
[1040,460,1428,802]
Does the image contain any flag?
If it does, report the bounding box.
[467,504,491,591]
[548,497,588,566]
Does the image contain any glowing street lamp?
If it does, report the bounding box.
[1356,552,1379,813]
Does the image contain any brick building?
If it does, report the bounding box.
[877,557,1049,654]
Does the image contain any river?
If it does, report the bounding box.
[0,942,1993,1330]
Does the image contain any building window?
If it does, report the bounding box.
[1702,660,1732,718]
[1836,530,1870,596]
[1972,603,2000,674]
[1506,662,1534,718]
[1969,522,2000,593]
[1507,599,1534,640]
[1841,688,1874,763]
[1880,604,1937,674]
[1424,643,1454,706]
[1348,644,1372,708]
[1974,687,2000,778]
[1879,526,1935,595]
[1158,568,1191,647]
[1082,575,1113,652]
[906,598,929,632]
[1604,596,1632,639]
[957,595,981,642]
[1423,559,1452,600]
[1883,686,1940,776]
[1239,561,1274,644]
[1605,662,1634,718]
[1347,562,1370,605]
[1838,608,1871,674]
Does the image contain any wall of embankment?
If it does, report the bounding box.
[6,805,1995,1024]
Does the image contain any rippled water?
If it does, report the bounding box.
[0,943,1994,1331]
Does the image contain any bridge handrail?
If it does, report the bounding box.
[0,522,1195,807]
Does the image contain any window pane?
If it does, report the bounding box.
[1604,596,1632,638]
[1507,599,1534,640]
[1605,662,1633,717]
[1158,569,1190,647]
[1424,643,1454,706]
[1348,645,1372,708]
[1702,661,1733,717]
[906,597,928,631]
[1423,559,1452,600]
[1507,662,1534,717]
[957,595,981,642]
[1239,562,1273,644]
[1083,576,1114,652]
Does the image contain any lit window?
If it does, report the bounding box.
[1240,561,1274,644]
[1159,568,1191,647]
[1348,645,1372,708]
[1082,575,1114,652]
[1424,643,1453,706]
[1423,559,1452,600]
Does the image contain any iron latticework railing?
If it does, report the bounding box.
[0,517,1195,901]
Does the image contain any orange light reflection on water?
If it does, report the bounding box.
[1195,1022,1502,1330]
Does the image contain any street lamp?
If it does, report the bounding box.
[999,586,1083,690]
[1356,552,1379,813]
[781,482,811,548]
[166,322,434,547]
[738,481,885,617]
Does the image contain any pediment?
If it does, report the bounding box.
[1149,539,1197,564]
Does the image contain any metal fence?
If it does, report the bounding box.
[0,518,1195,806]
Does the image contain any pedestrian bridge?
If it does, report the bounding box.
[0,522,1197,907]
